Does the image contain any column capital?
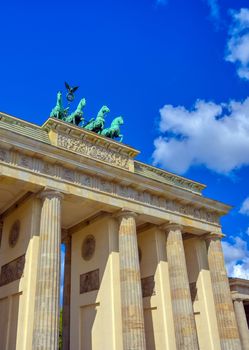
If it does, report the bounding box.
[160,222,183,233]
[39,188,64,201]
[113,209,138,220]
[233,297,243,302]
[202,232,225,241]
[231,292,248,302]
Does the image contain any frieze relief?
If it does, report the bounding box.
[80,269,100,294]
[141,276,155,297]
[57,134,130,170]
[0,254,25,287]
[0,149,9,162]
[0,147,220,225]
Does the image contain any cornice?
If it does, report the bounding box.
[0,112,41,129]
[134,161,206,195]
[229,277,249,288]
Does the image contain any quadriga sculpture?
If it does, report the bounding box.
[50,91,68,119]
[84,105,110,133]
[101,116,124,142]
[63,98,86,126]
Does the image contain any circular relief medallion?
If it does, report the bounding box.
[82,235,96,261]
[9,220,20,248]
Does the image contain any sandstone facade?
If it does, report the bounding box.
[0,113,247,349]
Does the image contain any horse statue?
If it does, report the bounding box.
[101,116,124,142]
[50,91,67,119]
[63,98,86,126]
[84,105,110,133]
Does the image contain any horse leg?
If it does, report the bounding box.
[119,134,123,142]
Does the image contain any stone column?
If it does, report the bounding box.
[195,238,221,350]
[32,190,63,350]
[233,298,249,350]
[163,223,199,349]
[117,210,146,350]
[206,234,242,350]
[62,235,71,350]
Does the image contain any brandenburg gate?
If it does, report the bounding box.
[0,109,245,349]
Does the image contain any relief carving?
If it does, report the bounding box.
[0,149,8,162]
[42,162,55,176]
[9,220,20,248]
[0,255,25,286]
[80,269,100,294]
[62,168,75,182]
[0,147,220,225]
[82,235,96,261]
[80,174,92,187]
[58,134,130,170]
[141,276,155,298]
[19,155,32,168]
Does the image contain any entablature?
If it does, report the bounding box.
[0,114,231,233]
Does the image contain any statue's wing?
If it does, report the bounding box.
[65,82,70,90]
[72,86,79,93]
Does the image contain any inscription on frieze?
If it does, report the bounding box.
[141,276,155,298]
[57,134,130,170]
[80,269,100,294]
[0,255,25,286]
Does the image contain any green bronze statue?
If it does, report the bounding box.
[101,116,124,142]
[49,85,124,142]
[63,98,86,125]
[50,91,68,119]
[65,81,79,102]
[84,105,110,133]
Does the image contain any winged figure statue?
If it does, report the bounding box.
[65,81,79,102]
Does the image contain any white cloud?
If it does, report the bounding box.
[222,237,249,278]
[240,197,249,216]
[152,97,249,174]
[226,8,249,80]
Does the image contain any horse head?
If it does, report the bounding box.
[111,116,124,126]
[77,98,86,111]
[57,91,62,106]
[97,105,110,118]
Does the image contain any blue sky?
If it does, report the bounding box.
[1,0,249,279]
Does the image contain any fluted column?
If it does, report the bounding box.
[206,234,242,350]
[233,298,249,350]
[32,190,63,350]
[117,210,146,350]
[163,223,199,349]
[62,235,71,350]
